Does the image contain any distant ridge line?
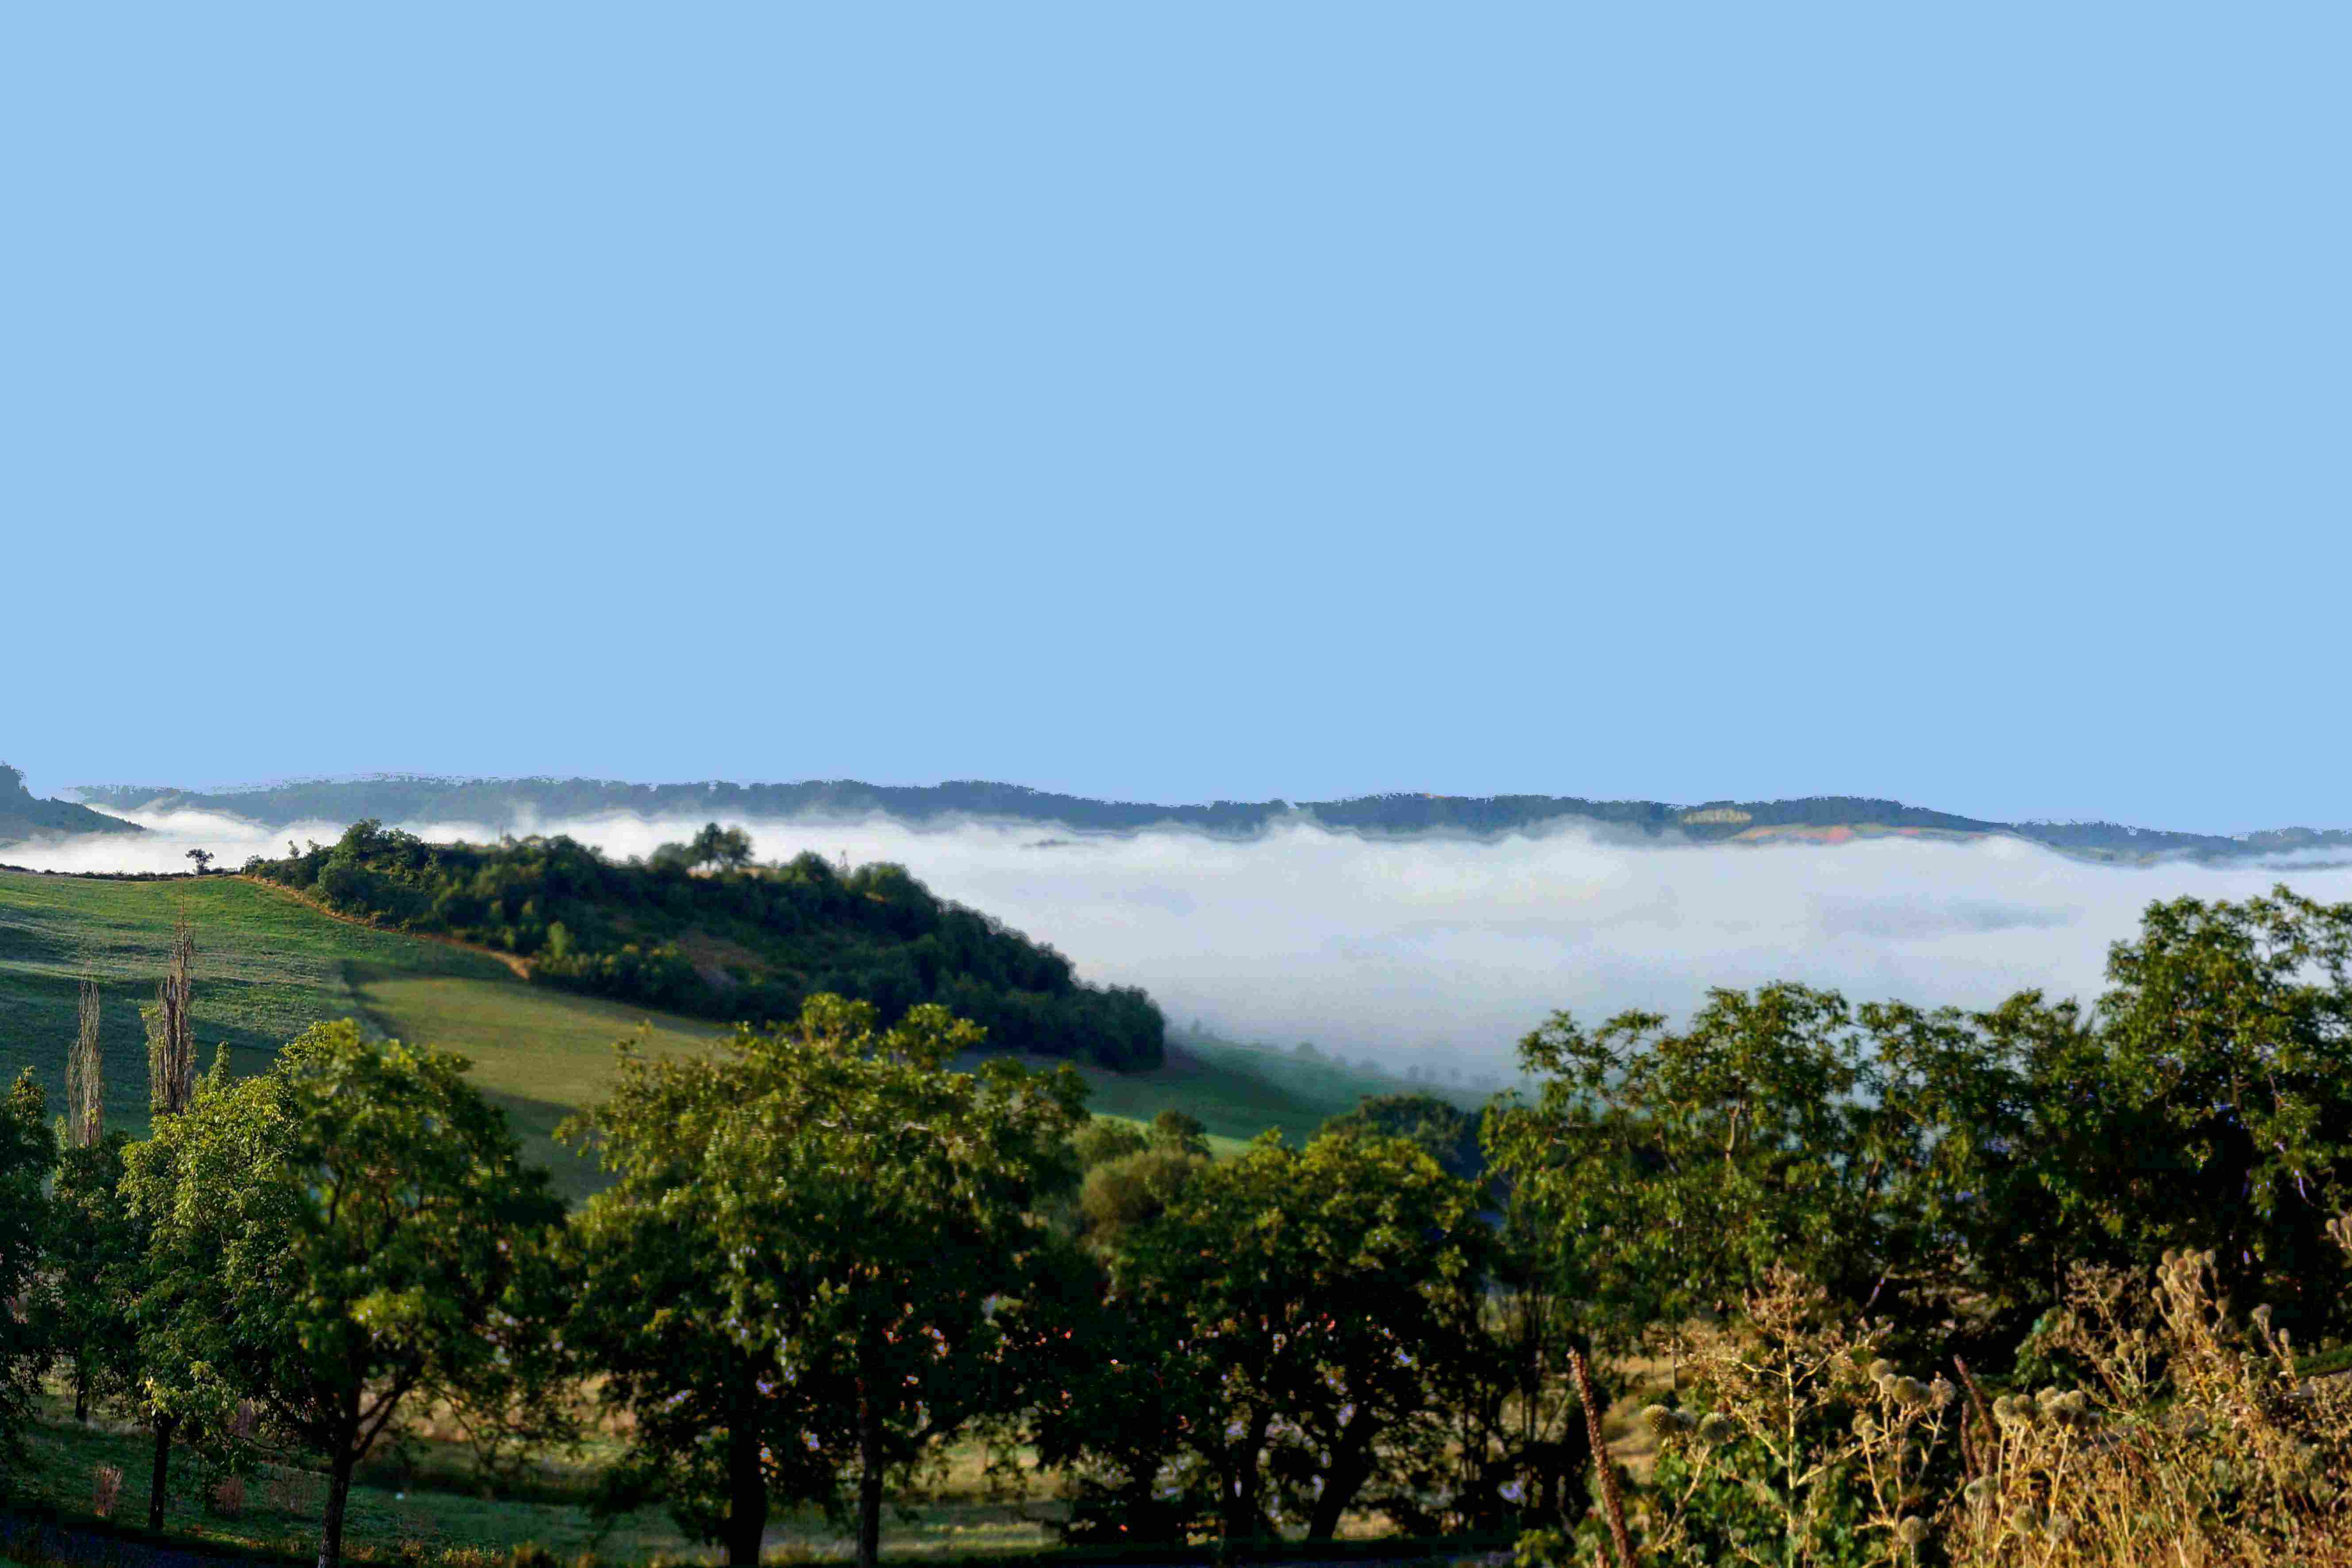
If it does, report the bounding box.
[61,774,2352,864]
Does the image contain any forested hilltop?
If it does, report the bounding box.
[70,772,2352,860]
[246,821,1165,1069]
[0,763,140,846]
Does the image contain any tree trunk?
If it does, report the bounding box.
[73,1354,89,1424]
[725,1417,770,1568]
[146,1413,175,1530]
[857,1360,886,1568]
[318,1445,357,1568]
[1306,1429,1377,1541]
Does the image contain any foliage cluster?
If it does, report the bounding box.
[8,884,2352,1568]
[248,821,1163,1069]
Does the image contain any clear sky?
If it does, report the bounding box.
[4,6,2344,832]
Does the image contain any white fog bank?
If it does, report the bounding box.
[15,811,2352,1072]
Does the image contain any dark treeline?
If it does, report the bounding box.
[245,821,1164,1071]
[5,886,2351,1568]
[67,772,2352,859]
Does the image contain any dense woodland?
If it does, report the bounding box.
[244,821,1165,1071]
[4,886,2351,1568]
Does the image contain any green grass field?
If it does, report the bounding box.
[0,869,1459,1196]
[12,1383,1060,1563]
[0,870,515,1131]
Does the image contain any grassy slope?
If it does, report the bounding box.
[1,870,1476,1562]
[1,871,1455,1193]
[0,870,514,1128]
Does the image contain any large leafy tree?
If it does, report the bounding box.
[2023,886,2352,1337]
[0,1070,54,1479]
[564,994,1088,1568]
[1486,983,2038,1355]
[1048,1130,1493,1545]
[120,1024,564,1568]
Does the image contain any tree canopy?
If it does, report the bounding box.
[250,821,1164,1069]
[120,1024,564,1568]
[563,995,1089,1568]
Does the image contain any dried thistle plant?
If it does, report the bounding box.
[1635,1267,1955,1566]
[1942,1246,2352,1567]
[92,1461,124,1518]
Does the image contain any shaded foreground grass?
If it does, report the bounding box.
[9,1385,1059,1564]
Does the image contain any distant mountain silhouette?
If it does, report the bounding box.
[65,774,2352,864]
[0,763,142,845]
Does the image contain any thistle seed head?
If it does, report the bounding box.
[1895,1516,1931,1548]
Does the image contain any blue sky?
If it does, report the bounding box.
[5,5,2344,832]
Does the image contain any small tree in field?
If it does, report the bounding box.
[122,1023,564,1568]
[565,995,1086,1568]
[688,821,755,873]
[184,848,214,875]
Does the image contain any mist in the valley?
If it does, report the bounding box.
[19,809,2352,1074]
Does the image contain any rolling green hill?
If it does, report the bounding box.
[249,821,1166,1070]
[0,868,1440,1199]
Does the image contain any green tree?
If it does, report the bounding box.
[689,821,756,872]
[564,995,1087,1568]
[1146,1107,1209,1156]
[121,1023,563,1568]
[1071,1114,1150,1169]
[0,1070,54,1479]
[1321,1091,1486,1183]
[40,1130,141,1423]
[1486,984,2037,1356]
[1061,1131,1493,1544]
[2024,886,2352,1339]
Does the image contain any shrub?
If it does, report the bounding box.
[90,1463,122,1518]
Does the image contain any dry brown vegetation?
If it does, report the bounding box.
[1538,1214,2352,1567]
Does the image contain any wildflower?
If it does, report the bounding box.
[1867,1358,1897,1383]
[1929,1375,1956,1410]
[1962,1477,1991,1510]
[1696,1412,1735,1446]
[2045,1511,2075,1544]
[1641,1404,1680,1440]
[1895,1515,1930,1548]
[1890,1375,1929,1409]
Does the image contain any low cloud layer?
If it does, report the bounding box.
[16,811,2352,1071]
